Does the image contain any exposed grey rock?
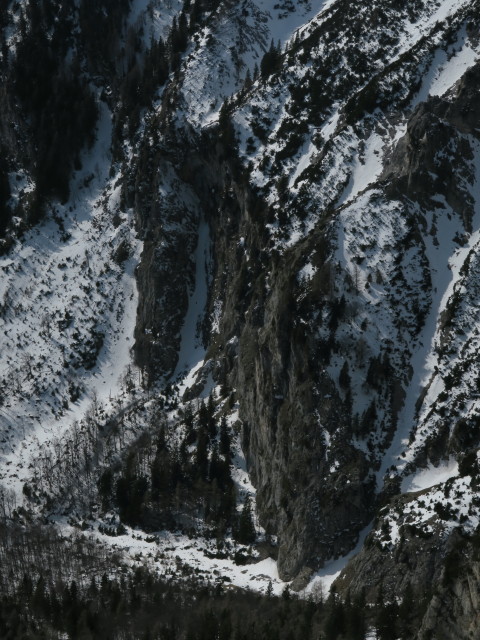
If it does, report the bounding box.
[290,566,313,592]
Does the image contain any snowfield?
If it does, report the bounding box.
[401,459,459,493]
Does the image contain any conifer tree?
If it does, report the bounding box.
[339,361,351,389]
[189,0,202,30]
[237,498,256,544]
[219,416,231,458]
[260,40,282,79]
[208,443,220,484]
[196,426,209,481]
[207,394,217,439]
[98,469,113,511]
[151,436,172,501]
[244,68,253,91]
[198,400,209,430]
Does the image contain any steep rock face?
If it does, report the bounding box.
[158,132,377,578]
[131,131,201,380]
[233,232,375,578]
[383,67,480,230]
[135,6,480,583]
[205,1,480,580]
[125,113,365,577]
[419,557,480,640]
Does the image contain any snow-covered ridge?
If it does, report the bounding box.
[229,0,478,247]
[376,138,480,486]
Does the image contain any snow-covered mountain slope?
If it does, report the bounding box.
[196,0,480,583]
[0,102,142,496]
[3,0,480,634]
[179,0,326,126]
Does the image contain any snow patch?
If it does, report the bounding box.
[0,101,142,500]
[401,459,459,493]
[337,131,384,206]
[174,220,210,390]
[304,522,372,596]
[414,26,479,105]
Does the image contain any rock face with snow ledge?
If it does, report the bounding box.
[3,0,480,635]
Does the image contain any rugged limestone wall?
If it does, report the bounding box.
[419,557,480,640]
[232,231,375,579]
[383,65,480,231]
[130,117,203,381]
[179,65,480,582]
[144,132,379,579]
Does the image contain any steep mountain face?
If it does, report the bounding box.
[2,0,480,636]
[171,0,480,586]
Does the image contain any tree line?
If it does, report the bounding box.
[0,515,412,640]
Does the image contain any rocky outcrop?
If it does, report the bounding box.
[155,134,379,578]
[130,118,201,381]
[383,64,480,231]
[122,15,480,599]
[419,554,480,640]
[233,236,375,578]
[128,115,377,577]
[336,523,480,639]
[129,65,480,583]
